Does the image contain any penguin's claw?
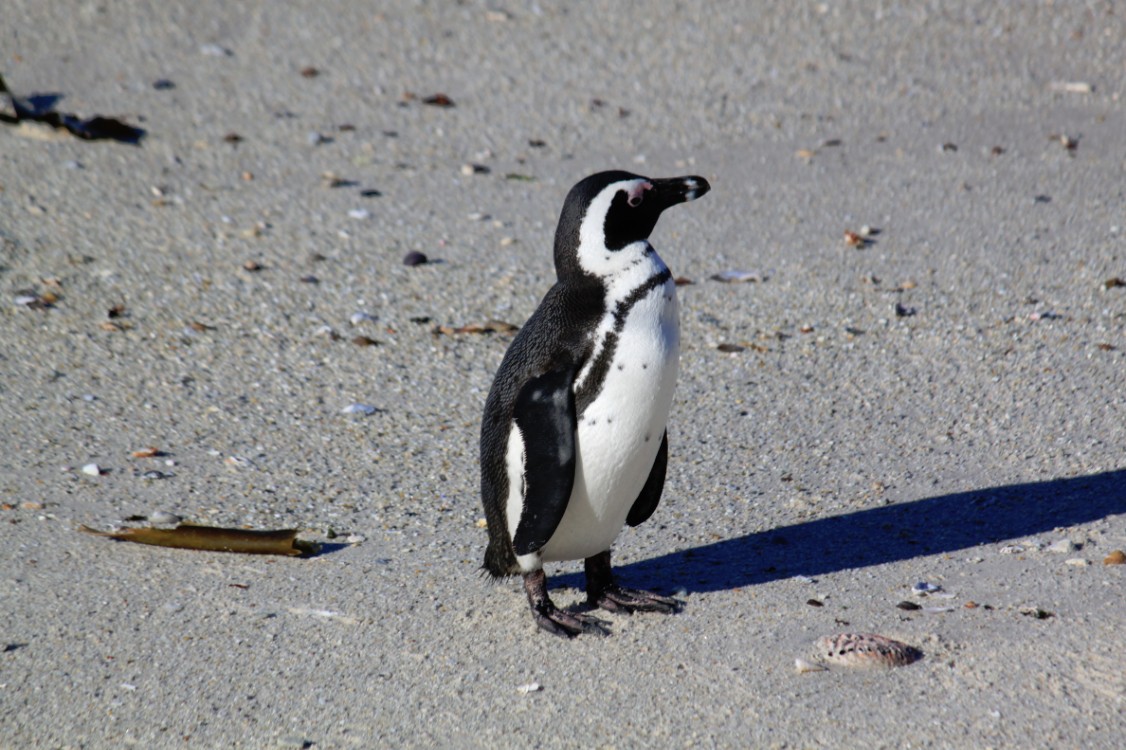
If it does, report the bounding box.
[524,568,610,638]
[590,584,681,615]
[532,602,611,638]
[583,550,682,615]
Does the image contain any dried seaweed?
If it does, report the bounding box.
[1,74,145,144]
[80,523,317,556]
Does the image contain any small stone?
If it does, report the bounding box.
[19,501,43,511]
[1046,539,1078,554]
[516,682,542,694]
[347,208,370,220]
[199,43,232,57]
[710,269,762,284]
[351,335,380,347]
[341,403,378,416]
[81,463,102,476]
[150,510,182,525]
[225,456,255,469]
[1019,607,1054,619]
[1064,558,1089,567]
[349,312,377,326]
[345,534,366,544]
[911,581,941,595]
[795,658,827,674]
[1000,545,1024,554]
[1103,550,1126,565]
[403,251,428,267]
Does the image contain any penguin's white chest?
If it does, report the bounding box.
[539,269,679,562]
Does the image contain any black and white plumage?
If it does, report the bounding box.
[479,170,710,636]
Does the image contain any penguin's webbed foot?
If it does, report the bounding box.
[584,550,682,615]
[523,569,610,638]
[531,601,611,638]
[590,583,680,614]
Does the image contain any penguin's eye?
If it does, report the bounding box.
[627,193,643,208]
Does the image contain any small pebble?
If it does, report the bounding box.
[1000,545,1024,554]
[1065,558,1089,567]
[912,581,941,595]
[516,682,542,694]
[350,312,377,326]
[795,658,827,674]
[1019,607,1054,619]
[341,403,378,416]
[403,251,428,267]
[150,511,182,525]
[81,463,102,476]
[1103,550,1126,565]
[1046,539,1078,554]
[307,131,329,146]
[710,269,762,283]
[199,43,232,57]
[348,208,371,220]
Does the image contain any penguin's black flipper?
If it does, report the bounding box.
[625,431,668,527]
[510,367,578,556]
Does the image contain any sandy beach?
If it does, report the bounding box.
[2,2,1124,747]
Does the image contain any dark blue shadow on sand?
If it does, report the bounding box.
[553,469,1126,594]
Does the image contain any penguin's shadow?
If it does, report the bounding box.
[552,468,1126,594]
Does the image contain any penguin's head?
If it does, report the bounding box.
[553,171,710,280]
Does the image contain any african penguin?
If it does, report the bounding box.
[479,170,710,636]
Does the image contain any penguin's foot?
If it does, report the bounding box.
[584,550,681,615]
[523,569,610,638]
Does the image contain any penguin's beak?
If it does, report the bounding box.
[648,175,711,210]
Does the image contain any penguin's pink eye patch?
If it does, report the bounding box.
[626,181,652,207]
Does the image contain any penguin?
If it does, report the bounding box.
[479,170,710,636]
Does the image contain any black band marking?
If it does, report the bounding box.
[575,267,672,412]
